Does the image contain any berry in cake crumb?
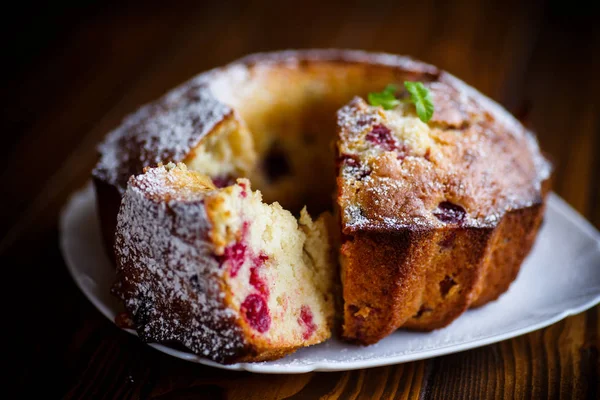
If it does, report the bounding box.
[212,175,235,188]
[250,253,270,296]
[366,124,397,151]
[222,241,247,277]
[339,154,371,180]
[238,181,248,197]
[241,294,271,333]
[434,201,466,224]
[298,305,317,340]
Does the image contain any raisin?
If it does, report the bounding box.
[434,201,466,224]
[366,124,397,151]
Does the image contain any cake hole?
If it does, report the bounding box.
[262,143,291,182]
[241,294,271,333]
[433,201,466,224]
[348,304,360,316]
[414,304,433,319]
[439,275,457,297]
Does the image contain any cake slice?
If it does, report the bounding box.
[113,163,335,362]
[336,80,551,344]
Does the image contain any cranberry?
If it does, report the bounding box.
[236,181,249,198]
[250,253,270,296]
[219,222,253,277]
[212,175,234,188]
[240,221,250,237]
[366,124,397,151]
[223,241,247,277]
[433,201,466,224]
[414,304,433,319]
[241,294,271,333]
[339,154,371,180]
[298,305,317,340]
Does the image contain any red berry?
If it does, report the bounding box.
[298,305,317,340]
[250,252,270,296]
[366,124,398,151]
[220,221,251,277]
[241,294,271,333]
[239,181,248,198]
[212,175,234,188]
[222,241,246,277]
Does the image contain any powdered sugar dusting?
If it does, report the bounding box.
[93,76,232,194]
[113,166,247,362]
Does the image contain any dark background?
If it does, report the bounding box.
[3,1,599,398]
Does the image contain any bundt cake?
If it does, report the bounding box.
[113,163,335,362]
[92,50,551,359]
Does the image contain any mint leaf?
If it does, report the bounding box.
[368,84,401,110]
[404,81,434,123]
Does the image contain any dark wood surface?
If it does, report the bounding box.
[3,1,599,398]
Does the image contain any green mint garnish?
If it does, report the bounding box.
[403,81,434,123]
[367,84,401,110]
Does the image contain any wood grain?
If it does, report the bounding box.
[3,1,599,398]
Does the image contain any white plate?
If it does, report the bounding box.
[60,183,600,373]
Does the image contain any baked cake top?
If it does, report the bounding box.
[336,76,551,232]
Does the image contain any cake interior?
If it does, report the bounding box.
[170,164,336,351]
[183,62,426,215]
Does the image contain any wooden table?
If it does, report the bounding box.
[4,1,599,398]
